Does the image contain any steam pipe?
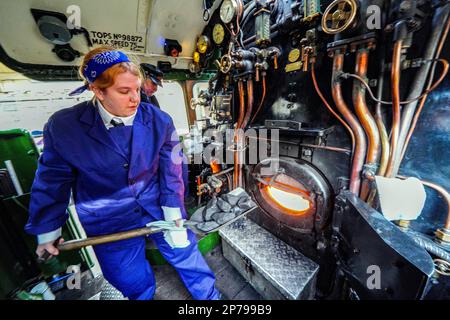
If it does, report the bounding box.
[392,4,450,175]
[311,62,356,153]
[385,40,403,178]
[250,75,267,124]
[236,80,246,130]
[241,79,254,129]
[331,51,367,195]
[374,54,390,177]
[352,48,381,199]
[235,79,254,189]
[233,80,246,188]
[399,16,450,164]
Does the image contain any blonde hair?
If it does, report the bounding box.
[79,46,143,90]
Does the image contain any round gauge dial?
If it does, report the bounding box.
[212,23,225,45]
[196,35,210,54]
[220,0,239,24]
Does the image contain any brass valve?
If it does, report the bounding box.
[321,0,358,35]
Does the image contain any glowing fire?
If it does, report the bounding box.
[258,174,313,216]
[263,185,311,215]
[266,186,310,210]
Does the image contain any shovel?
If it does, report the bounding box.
[37,205,257,263]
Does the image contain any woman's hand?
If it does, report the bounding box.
[174,218,183,227]
[36,237,65,261]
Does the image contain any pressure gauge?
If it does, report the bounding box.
[196,35,210,54]
[220,0,242,24]
[212,23,225,45]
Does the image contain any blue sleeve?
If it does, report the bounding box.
[158,117,186,215]
[25,119,75,235]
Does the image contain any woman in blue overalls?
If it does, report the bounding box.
[25,47,220,300]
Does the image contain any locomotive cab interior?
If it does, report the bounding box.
[0,0,449,300]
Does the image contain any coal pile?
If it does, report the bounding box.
[189,188,255,232]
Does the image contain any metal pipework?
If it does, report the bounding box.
[352,48,381,199]
[398,15,450,166]
[393,4,450,175]
[311,62,355,153]
[397,175,450,244]
[232,49,256,61]
[250,75,267,123]
[353,48,381,165]
[235,80,246,130]
[233,80,246,188]
[374,54,390,177]
[331,51,367,195]
[385,40,403,178]
[234,79,254,189]
[421,181,450,233]
[241,79,254,129]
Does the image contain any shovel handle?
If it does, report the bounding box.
[57,227,164,252]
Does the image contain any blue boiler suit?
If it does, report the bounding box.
[25,100,219,300]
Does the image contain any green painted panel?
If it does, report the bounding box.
[0,129,39,193]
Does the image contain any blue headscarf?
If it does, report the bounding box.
[69,50,131,96]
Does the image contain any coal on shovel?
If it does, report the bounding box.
[38,188,256,262]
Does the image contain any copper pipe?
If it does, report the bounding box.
[250,75,267,125]
[375,117,390,176]
[332,52,367,195]
[397,175,450,230]
[311,62,355,153]
[236,80,246,130]
[353,49,381,164]
[375,104,390,177]
[385,40,403,177]
[396,15,450,173]
[373,48,390,177]
[399,18,450,161]
[394,7,450,176]
[241,79,254,129]
[233,146,240,189]
[343,65,449,106]
[399,59,449,163]
[235,79,254,188]
[352,48,381,199]
[233,80,246,188]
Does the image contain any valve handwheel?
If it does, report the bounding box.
[219,54,233,74]
[321,0,358,35]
